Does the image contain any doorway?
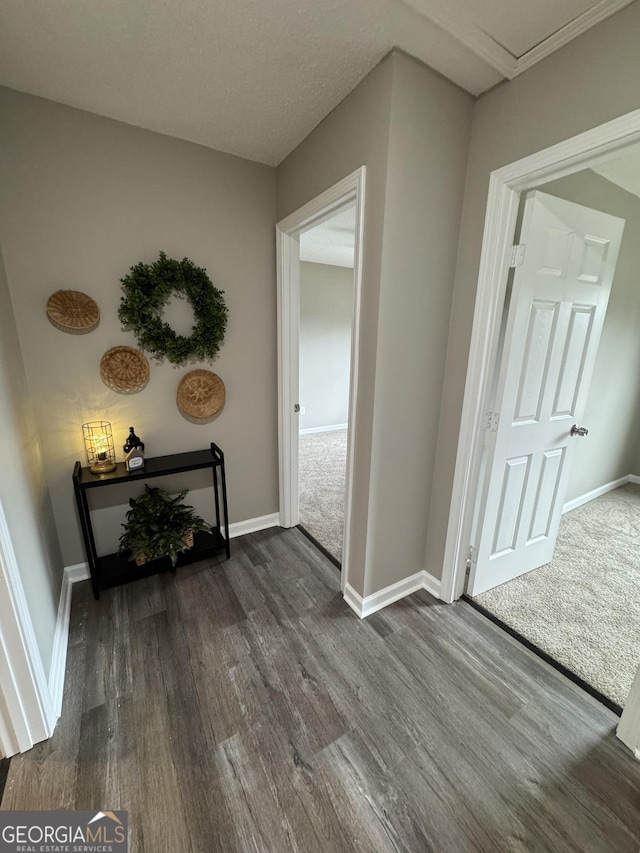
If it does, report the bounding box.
[444,127,640,709]
[276,167,365,591]
[297,206,355,563]
[471,164,640,708]
[468,189,625,595]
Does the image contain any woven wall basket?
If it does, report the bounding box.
[46,290,100,334]
[177,370,225,424]
[100,346,150,394]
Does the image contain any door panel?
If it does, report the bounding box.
[469,191,625,595]
[528,447,565,543]
[514,299,558,423]
[492,454,531,557]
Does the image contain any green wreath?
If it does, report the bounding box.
[118,252,228,365]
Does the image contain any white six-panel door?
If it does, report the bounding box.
[469,191,625,596]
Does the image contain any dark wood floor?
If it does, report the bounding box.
[3,527,640,851]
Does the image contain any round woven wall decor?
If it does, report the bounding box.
[100,346,150,394]
[177,370,225,423]
[46,290,100,334]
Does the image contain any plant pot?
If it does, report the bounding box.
[134,529,194,567]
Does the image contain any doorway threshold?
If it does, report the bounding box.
[297,525,341,573]
[463,595,623,717]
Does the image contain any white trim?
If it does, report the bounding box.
[515,0,635,75]
[276,218,300,530]
[618,662,640,755]
[344,570,442,619]
[228,513,280,539]
[277,166,366,598]
[0,501,56,755]
[359,571,425,618]
[399,0,633,81]
[343,583,365,617]
[400,0,515,78]
[421,570,442,600]
[63,515,281,579]
[48,568,75,719]
[562,475,630,514]
[64,513,281,584]
[441,108,640,605]
[628,474,640,485]
[65,561,90,583]
[299,423,348,435]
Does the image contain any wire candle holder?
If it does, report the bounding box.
[82,421,117,474]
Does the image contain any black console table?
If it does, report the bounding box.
[73,442,230,600]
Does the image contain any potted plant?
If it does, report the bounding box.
[118,485,211,566]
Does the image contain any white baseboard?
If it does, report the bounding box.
[422,570,442,600]
[48,566,78,719]
[228,513,280,539]
[344,570,443,619]
[64,513,281,586]
[343,583,365,616]
[563,474,634,514]
[65,561,90,583]
[299,423,348,435]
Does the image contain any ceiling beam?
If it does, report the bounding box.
[402,0,516,78]
[401,0,635,81]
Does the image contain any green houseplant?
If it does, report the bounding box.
[118,252,228,366]
[118,485,211,566]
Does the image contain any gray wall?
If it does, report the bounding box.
[539,171,640,502]
[427,1,640,580]
[278,54,394,594]
[366,53,473,595]
[279,51,473,596]
[0,245,63,673]
[299,262,353,431]
[0,87,277,566]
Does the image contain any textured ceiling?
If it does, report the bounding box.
[0,1,628,166]
[0,0,500,166]
[300,207,356,268]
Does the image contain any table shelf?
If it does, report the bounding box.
[73,443,230,600]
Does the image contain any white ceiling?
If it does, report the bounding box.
[300,207,356,268]
[0,0,633,166]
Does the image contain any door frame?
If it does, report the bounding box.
[0,500,56,756]
[276,166,366,594]
[441,108,640,604]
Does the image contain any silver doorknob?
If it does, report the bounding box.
[570,424,589,437]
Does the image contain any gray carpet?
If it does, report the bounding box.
[475,483,640,707]
[298,429,347,561]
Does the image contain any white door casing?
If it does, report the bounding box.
[276,167,366,594]
[0,500,57,755]
[618,662,640,758]
[469,191,624,595]
[440,107,640,605]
